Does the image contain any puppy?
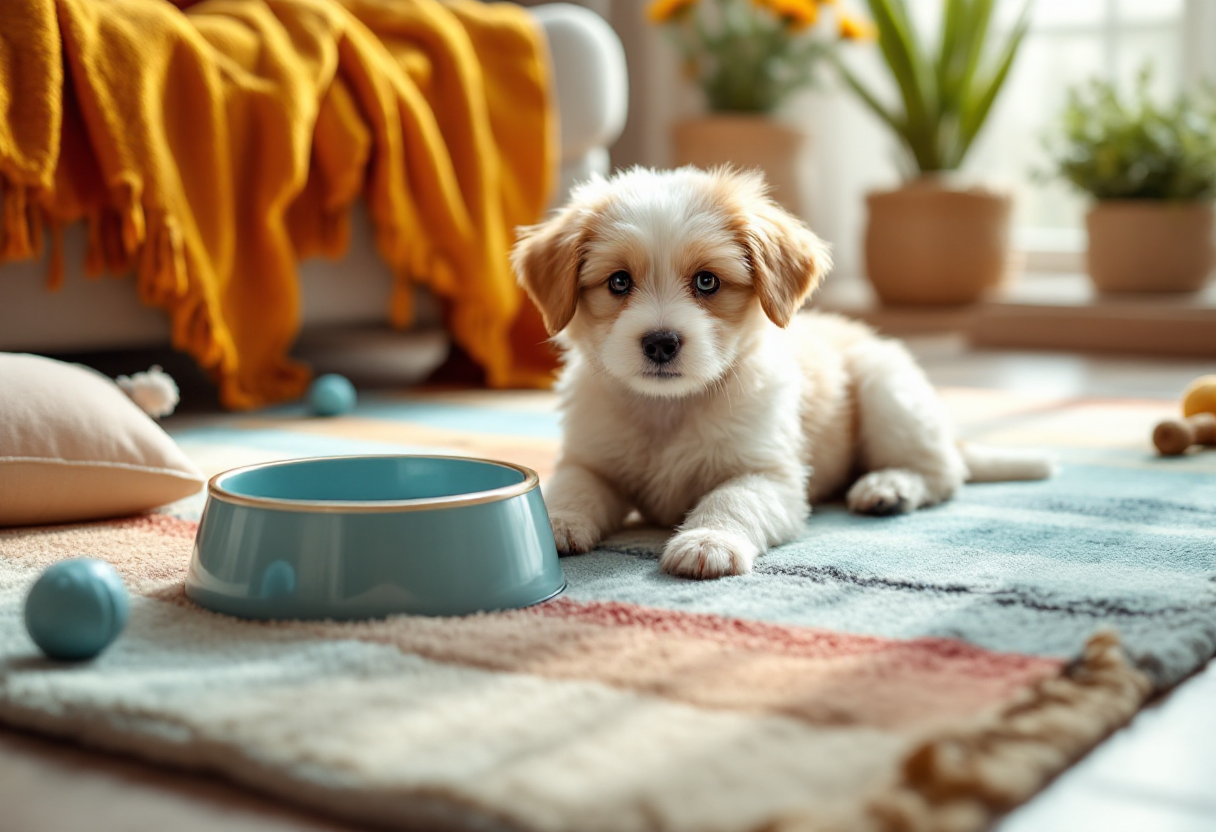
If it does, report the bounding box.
[512,166,1052,579]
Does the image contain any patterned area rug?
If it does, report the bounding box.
[2,387,1214,832]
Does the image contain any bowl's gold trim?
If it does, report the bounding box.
[208,454,540,514]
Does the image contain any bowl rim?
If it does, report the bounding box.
[208,454,540,514]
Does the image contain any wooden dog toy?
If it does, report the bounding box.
[1153,413,1216,456]
[1153,376,1216,456]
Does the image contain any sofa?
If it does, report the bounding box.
[0,3,627,382]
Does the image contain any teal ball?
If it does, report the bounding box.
[308,374,357,417]
[25,558,130,661]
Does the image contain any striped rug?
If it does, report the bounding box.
[1,387,1214,832]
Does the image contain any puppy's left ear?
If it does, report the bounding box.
[744,200,832,328]
[511,204,588,336]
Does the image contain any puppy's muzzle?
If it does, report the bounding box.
[641,331,681,365]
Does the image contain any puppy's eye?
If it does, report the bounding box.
[607,271,632,295]
[693,271,720,295]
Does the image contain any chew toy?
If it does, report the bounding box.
[116,365,180,418]
[1182,375,1216,419]
[1153,413,1216,456]
[25,559,130,661]
[308,373,357,417]
[1154,376,1216,456]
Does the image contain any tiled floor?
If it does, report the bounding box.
[2,336,1213,832]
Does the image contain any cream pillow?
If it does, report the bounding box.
[0,353,205,526]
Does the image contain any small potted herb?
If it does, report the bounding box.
[838,0,1030,305]
[1044,72,1216,293]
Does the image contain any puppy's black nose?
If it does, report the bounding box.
[641,331,681,364]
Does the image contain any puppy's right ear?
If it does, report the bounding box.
[512,205,588,336]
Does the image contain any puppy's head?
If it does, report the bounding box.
[512,167,831,398]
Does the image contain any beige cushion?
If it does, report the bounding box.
[0,354,204,526]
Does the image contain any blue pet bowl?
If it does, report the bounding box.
[184,455,565,620]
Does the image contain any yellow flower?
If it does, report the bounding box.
[837,9,876,40]
[647,0,700,24]
[756,0,820,32]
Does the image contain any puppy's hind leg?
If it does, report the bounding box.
[845,339,967,516]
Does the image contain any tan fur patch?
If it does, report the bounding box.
[711,169,831,328]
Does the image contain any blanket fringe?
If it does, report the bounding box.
[769,630,1153,832]
[46,219,64,291]
[84,212,105,276]
[1,181,40,261]
[139,213,188,305]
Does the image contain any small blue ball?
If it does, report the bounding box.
[308,373,357,417]
[25,558,130,661]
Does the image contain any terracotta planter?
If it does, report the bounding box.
[673,116,810,218]
[1086,201,1215,293]
[864,180,1013,306]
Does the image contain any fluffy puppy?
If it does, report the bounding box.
[513,166,1051,579]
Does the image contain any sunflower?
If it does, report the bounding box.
[837,9,876,40]
[647,0,701,24]
[755,0,821,32]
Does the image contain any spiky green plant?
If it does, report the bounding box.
[837,0,1031,176]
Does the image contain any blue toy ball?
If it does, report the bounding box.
[25,558,130,661]
[308,373,357,417]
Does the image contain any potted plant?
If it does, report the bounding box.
[648,0,872,217]
[838,0,1030,305]
[1044,72,1216,294]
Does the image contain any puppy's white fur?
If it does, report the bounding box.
[513,167,1051,579]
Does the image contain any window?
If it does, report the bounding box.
[946,0,1214,268]
[813,0,1214,276]
[608,0,1216,278]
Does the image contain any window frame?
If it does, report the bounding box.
[1016,0,1216,273]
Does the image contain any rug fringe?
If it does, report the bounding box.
[769,630,1152,832]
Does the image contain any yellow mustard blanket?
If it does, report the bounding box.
[0,0,556,408]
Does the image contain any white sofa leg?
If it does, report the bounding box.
[533,3,628,205]
[557,147,610,206]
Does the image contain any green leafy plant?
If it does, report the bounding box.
[837,0,1031,176]
[1044,71,1216,201]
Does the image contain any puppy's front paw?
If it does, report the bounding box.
[660,529,757,579]
[847,470,925,516]
[549,512,602,556]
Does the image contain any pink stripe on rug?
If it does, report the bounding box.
[530,596,1050,679]
[295,598,1060,732]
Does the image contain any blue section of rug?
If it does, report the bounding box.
[572,461,1216,688]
